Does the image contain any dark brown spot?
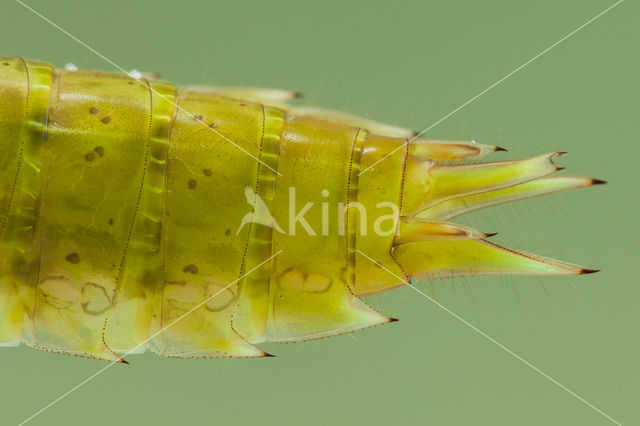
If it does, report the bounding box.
[85,152,95,162]
[182,264,198,274]
[2,62,10,66]
[94,146,105,157]
[225,229,231,236]
[194,115,204,121]
[101,116,111,124]
[208,122,217,129]
[203,169,212,177]
[128,81,135,85]
[188,179,197,189]
[89,107,98,115]
[108,218,114,226]
[65,252,80,264]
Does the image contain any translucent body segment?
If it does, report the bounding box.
[0,58,27,233]
[270,267,392,341]
[419,176,598,220]
[393,239,585,280]
[194,89,417,138]
[160,90,266,357]
[191,87,299,104]
[402,152,563,215]
[0,59,53,345]
[104,80,176,353]
[351,134,408,296]
[34,70,153,361]
[8,60,54,345]
[290,106,417,138]
[234,106,286,344]
[267,116,389,341]
[0,57,28,344]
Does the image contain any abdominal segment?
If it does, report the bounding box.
[0,58,601,361]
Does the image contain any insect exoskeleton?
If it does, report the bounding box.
[0,57,602,362]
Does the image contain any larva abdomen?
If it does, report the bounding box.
[0,57,601,361]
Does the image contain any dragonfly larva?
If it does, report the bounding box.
[0,57,602,362]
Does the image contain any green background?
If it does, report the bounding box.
[1,0,636,425]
